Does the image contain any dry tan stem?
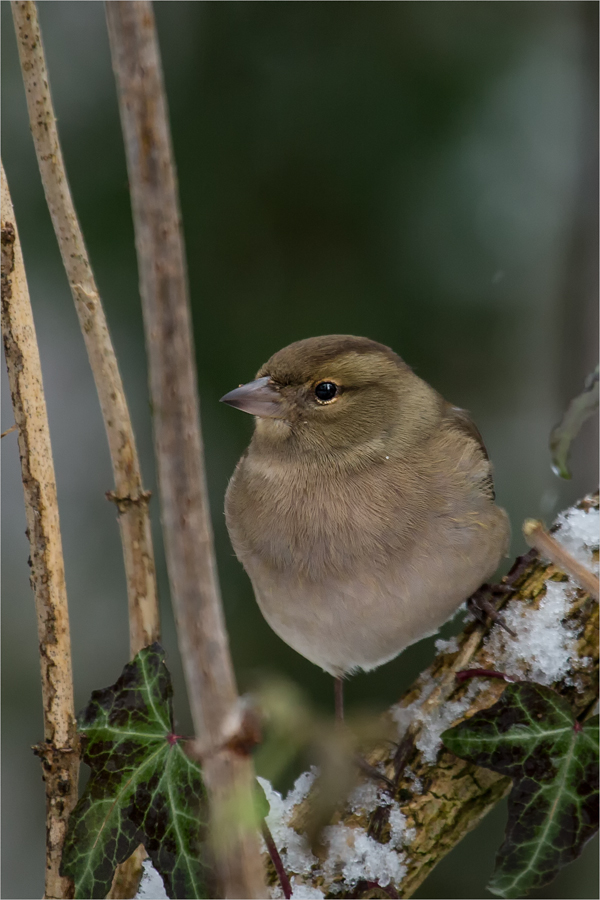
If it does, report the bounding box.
[105,3,266,897]
[283,497,599,899]
[106,844,146,900]
[11,0,159,659]
[1,161,79,900]
[523,518,599,600]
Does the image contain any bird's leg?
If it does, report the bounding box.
[467,583,517,637]
[333,675,394,788]
[334,676,344,722]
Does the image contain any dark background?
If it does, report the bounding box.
[2,3,598,898]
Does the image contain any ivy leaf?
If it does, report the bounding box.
[61,643,212,899]
[441,682,598,898]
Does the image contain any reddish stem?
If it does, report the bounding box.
[261,820,292,899]
[455,669,516,683]
[574,720,583,733]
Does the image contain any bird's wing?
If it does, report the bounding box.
[442,402,490,460]
[441,401,496,500]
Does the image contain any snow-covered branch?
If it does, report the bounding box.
[260,495,599,899]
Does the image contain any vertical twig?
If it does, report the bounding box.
[105,4,266,897]
[11,0,160,659]
[1,162,79,900]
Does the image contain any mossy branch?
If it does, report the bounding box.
[273,495,599,899]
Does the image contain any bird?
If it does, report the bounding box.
[221,335,510,718]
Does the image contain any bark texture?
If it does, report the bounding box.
[1,162,79,900]
[106,4,266,897]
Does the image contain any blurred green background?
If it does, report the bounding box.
[2,2,598,898]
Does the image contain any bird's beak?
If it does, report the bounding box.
[220,376,282,418]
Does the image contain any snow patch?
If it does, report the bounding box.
[271,877,325,899]
[348,779,381,815]
[403,766,423,794]
[348,781,415,849]
[391,674,482,764]
[258,770,319,877]
[434,636,460,655]
[391,672,437,739]
[415,680,482,764]
[289,878,325,898]
[486,579,579,685]
[323,824,407,888]
[388,804,416,848]
[553,505,599,573]
[134,859,168,900]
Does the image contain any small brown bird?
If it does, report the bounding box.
[221,336,509,713]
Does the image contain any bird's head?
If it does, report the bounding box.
[220,335,440,456]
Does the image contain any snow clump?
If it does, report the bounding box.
[258,769,319,877]
[434,635,460,655]
[323,824,407,889]
[553,505,599,573]
[486,579,579,685]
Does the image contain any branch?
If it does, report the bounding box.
[1,161,79,900]
[11,0,159,659]
[523,517,599,600]
[105,4,266,898]
[263,495,599,898]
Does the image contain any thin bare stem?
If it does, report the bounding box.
[105,4,266,897]
[106,845,146,900]
[1,161,79,900]
[523,518,599,600]
[262,821,292,899]
[11,0,160,658]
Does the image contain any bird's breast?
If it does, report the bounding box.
[225,450,421,580]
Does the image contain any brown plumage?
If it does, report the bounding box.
[222,335,510,678]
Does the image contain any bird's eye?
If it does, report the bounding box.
[314,381,338,403]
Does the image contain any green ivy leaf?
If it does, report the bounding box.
[61,643,212,899]
[441,682,598,899]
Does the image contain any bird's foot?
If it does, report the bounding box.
[467,583,517,637]
[354,754,395,790]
